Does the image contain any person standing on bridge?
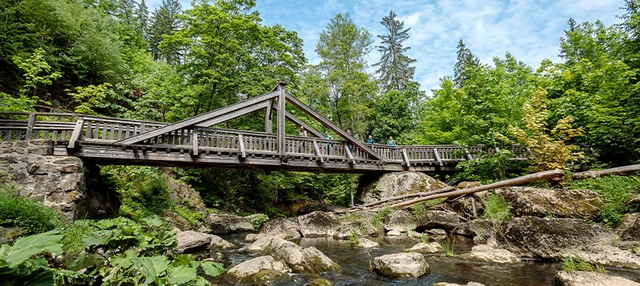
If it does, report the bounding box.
[298,126,307,153]
[387,136,396,146]
[366,134,375,144]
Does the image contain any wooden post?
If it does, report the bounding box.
[192,129,199,156]
[25,113,36,140]
[238,134,246,159]
[433,148,443,166]
[68,118,84,149]
[277,82,286,156]
[265,99,273,133]
[313,139,323,162]
[344,143,355,164]
[402,148,411,167]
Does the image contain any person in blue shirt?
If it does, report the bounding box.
[366,134,375,144]
[387,136,396,146]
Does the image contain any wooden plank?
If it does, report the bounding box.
[285,92,385,161]
[192,130,199,156]
[344,142,355,164]
[402,148,411,167]
[67,118,84,149]
[114,90,279,145]
[195,101,268,127]
[265,99,273,133]
[238,134,246,159]
[25,113,36,140]
[313,139,323,162]
[433,148,443,166]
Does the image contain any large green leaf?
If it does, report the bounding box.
[139,256,169,285]
[200,261,224,277]
[165,264,197,285]
[0,230,62,268]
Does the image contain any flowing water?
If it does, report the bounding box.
[211,234,640,285]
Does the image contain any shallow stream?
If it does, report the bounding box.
[211,234,640,285]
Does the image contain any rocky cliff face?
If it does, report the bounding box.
[0,140,118,220]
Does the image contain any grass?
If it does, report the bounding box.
[482,193,513,222]
[567,175,640,228]
[347,231,359,247]
[562,254,607,273]
[250,214,269,231]
[439,236,455,257]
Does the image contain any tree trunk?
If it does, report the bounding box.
[572,164,640,179]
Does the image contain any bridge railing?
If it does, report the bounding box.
[0,112,77,141]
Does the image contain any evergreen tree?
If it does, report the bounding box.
[148,0,182,63]
[453,39,480,88]
[373,10,416,92]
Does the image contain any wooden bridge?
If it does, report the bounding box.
[0,83,527,173]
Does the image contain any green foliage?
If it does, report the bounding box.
[0,216,224,285]
[562,254,607,273]
[171,205,205,228]
[250,214,269,231]
[370,207,393,229]
[439,237,455,257]
[482,193,513,222]
[0,184,62,234]
[346,231,360,247]
[103,166,170,219]
[0,230,63,285]
[568,175,640,228]
[510,88,583,172]
[314,12,376,136]
[412,203,426,219]
[456,149,527,182]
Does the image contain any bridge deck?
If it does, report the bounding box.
[0,112,528,173]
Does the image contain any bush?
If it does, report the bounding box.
[0,184,62,234]
[568,175,640,228]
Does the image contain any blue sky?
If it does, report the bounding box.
[150,0,624,92]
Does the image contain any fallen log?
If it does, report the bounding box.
[345,186,456,212]
[572,164,640,180]
[340,169,565,213]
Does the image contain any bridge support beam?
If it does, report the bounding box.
[277,82,286,156]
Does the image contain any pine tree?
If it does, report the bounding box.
[453,39,480,88]
[373,10,416,92]
[148,0,182,63]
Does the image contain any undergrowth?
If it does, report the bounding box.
[0,183,62,234]
[482,193,513,222]
[567,175,640,228]
[562,254,607,273]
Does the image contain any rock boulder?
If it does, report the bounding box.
[355,172,447,204]
[259,218,302,239]
[384,210,417,233]
[208,213,255,234]
[373,252,429,278]
[298,211,341,238]
[502,216,615,259]
[496,187,602,220]
[616,213,640,241]
[554,271,640,286]
[227,256,290,283]
[416,210,460,231]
